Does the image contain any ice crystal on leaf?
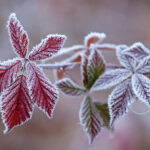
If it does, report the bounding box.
[124,42,150,61]
[1,75,33,133]
[108,80,135,126]
[92,45,150,126]
[56,78,86,96]
[8,13,29,58]
[0,13,66,133]
[79,96,103,144]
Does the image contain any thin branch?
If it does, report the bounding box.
[39,62,80,69]
[106,63,125,69]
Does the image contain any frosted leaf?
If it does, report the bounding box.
[87,49,105,89]
[81,55,89,88]
[29,34,67,61]
[132,74,150,107]
[8,13,29,58]
[108,80,135,126]
[94,102,110,129]
[1,75,33,133]
[0,59,22,92]
[116,46,136,71]
[79,96,103,144]
[124,42,150,61]
[84,32,106,47]
[92,69,131,91]
[56,78,86,96]
[26,62,58,118]
[136,56,150,74]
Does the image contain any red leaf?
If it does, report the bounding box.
[84,32,106,47]
[26,62,58,118]
[1,75,33,133]
[8,13,29,58]
[0,59,22,92]
[29,34,66,61]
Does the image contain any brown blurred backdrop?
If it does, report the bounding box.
[0,0,150,150]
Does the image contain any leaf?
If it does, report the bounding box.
[92,69,131,91]
[136,56,150,74]
[79,96,103,144]
[87,49,105,89]
[125,42,150,61]
[56,78,86,96]
[26,62,58,118]
[0,59,22,92]
[8,13,29,58]
[132,74,150,107]
[94,102,110,129]
[108,80,135,126]
[81,55,89,88]
[29,34,67,61]
[84,32,106,47]
[116,45,136,71]
[1,75,33,133]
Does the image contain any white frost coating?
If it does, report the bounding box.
[56,78,85,96]
[28,34,67,61]
[0,75,33,133]
[47,45,84,60]
[108,80,136,126]
[136,55,150,74]
[79,96,103,144]
[84,32,106,47]
[116,45,136,71]
[7,13,29,58]
[0,57,22,91]
[124,42,150,61]
[92,43,117,51]
[92,69,132,91]
[26,62,58,119]
[132,74,150,107]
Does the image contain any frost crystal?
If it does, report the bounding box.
[8,13,29,58]
[109,80,135,126]
[1,75,33,133]
[79,96,103,144]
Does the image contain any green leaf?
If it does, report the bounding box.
[81,49,105,90]
[94,102,110,129]
[56,78,86,96]
[87,49,105,89]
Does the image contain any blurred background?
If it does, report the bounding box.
[1,0,150,150]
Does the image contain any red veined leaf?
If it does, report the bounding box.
[57,78,86,96]
[92,69,131,91]
[116,45,136,71]
[136,56,150,74]
[132,74,150,107]
[0,59,22,92]
[29,34,67,61]
[26,62,58,118]
[84,32,106,48]
[79,96,103,144]
[125,42,150,61]
[8,13,29,58]
[1,75,33,133]
[108,80,135,126]
[87,49,105,89]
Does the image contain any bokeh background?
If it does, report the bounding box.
[0,0,150,150]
